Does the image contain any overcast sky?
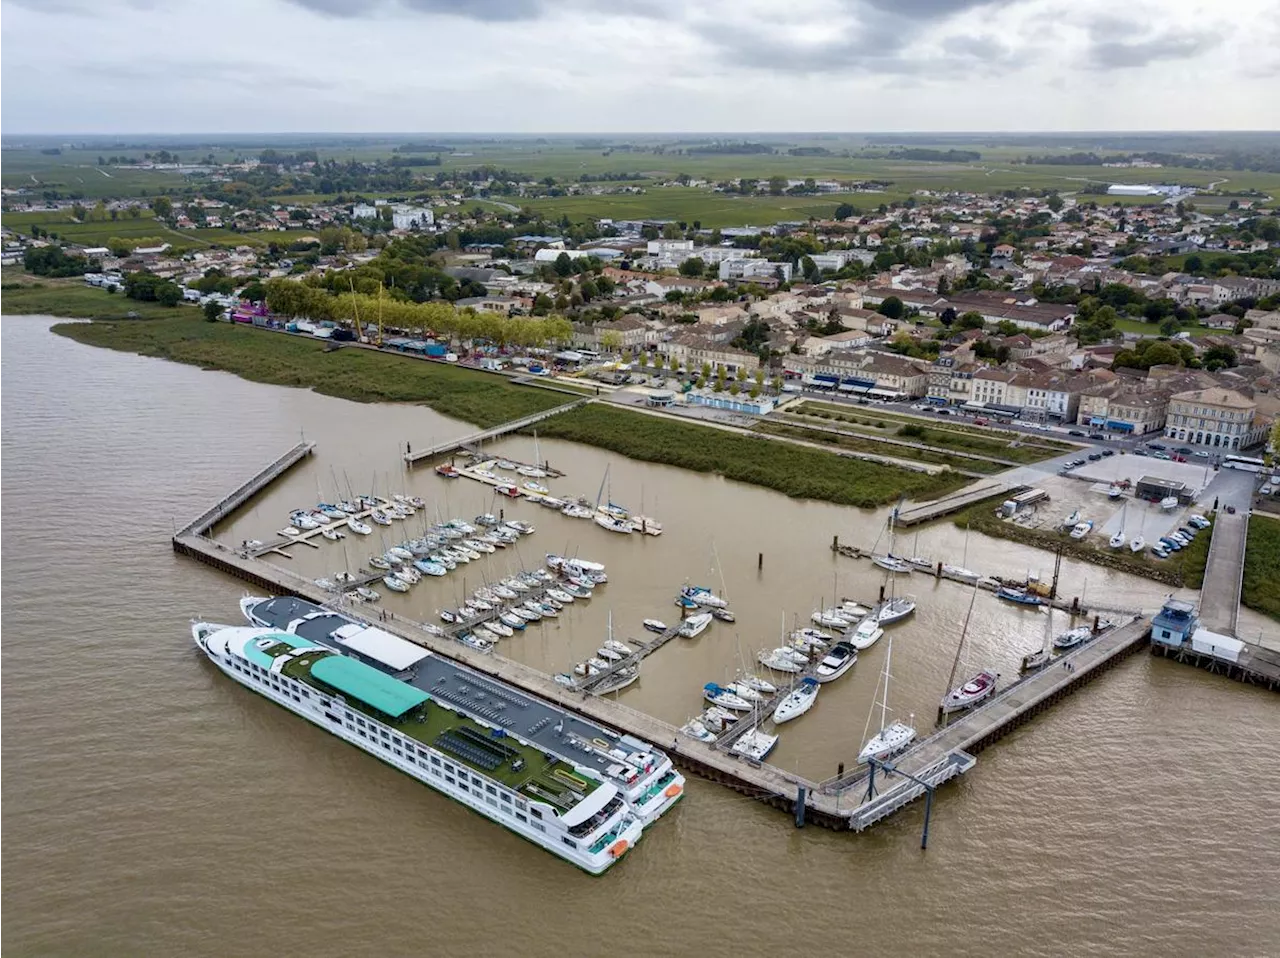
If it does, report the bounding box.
[3,0,1278,134]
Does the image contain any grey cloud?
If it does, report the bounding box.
[1088,29,1220,69]
[283,0,545,20]
[862,0,999,18]
[941,34,1015,61]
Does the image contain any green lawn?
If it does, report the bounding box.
[1113,318,1216,338]
[1243,514,1280,621]
[757,421,1002,474]
[533,403,970,507]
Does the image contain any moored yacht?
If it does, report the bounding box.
[772,677,820,723]
[814,641,857,682]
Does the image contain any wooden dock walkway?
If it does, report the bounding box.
[174,444,1168,836]
[180,440,315,537]
[577,621,686,693]
[891,478,1018,527]
[402,399,589,466]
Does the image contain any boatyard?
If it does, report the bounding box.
[167,437,1280,841]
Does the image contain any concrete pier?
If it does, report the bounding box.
[1198,511,1248,635]
[402,399,588,466]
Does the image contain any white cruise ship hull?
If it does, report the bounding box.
[193,623,644,875]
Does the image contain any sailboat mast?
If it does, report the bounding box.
[881,637,892,732]
[943,585,979,693]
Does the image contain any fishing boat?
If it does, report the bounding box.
[382,575,410,593]
[356,587,381,602]
[1022,609,1055,672]
[347,518,373,536]
[677,613,713,639]
[1070,520,1094,540]
[758,647,805,672]
[773,677,820,723]
[643,619,667,634]
[814,641,858,683]
[729,728,778,761]
[703,683,753,711]
[940,587,997,714]
[1129,535,1145,552]
[850,618,884,650]
[710,608,736,623]
[858,633,917,764]
[1053,625,1093,650]
[996,586,1042,607]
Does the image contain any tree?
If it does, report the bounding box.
[661,222,682,240]
[637,352,649,368]
[729,382,741,396]
[653,353,665,371]
[1142,342,1183,368]
[735,366,747,382]
[1158,317,1180,337]
[834,203,855,221]
[937,275,950,296]
[768,175,787,196]
[598,329,623,353]
[150,196,172,219]
[749,385,761,399]
[958,311,985,330]
[1047,193,1064,213]
[800,256,819,282]
[203,301,223,322]
[939,306,957,329]
[553,252,574,277]
[1184,254,1203,274]
[1203,344,1238,370]
[877,296,904,319]
[754,368,765,388]
[771,376,782,393]
[679,257,706,278]
[71,202,87,221]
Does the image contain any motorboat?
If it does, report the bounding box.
[562,504,595,519]
[596,646,623,662]
[814,641,858,682]
[314,577,337,591]
[496,485,522,499]
[573,661,600,677]
[643,619,668,634]
[772,677,820,723]
[435,463,460,478]
[1054,625,1093,650]
[758,647,804,672]
[369,509,394,526]
[876,596,916,626]
[941,669,997,714]
[1109,531,1126,548]
[474,469,499,481]
[382,575,410,593]
[459,633,494,653]
[333,571,356,585]
[495,459,517,471]
[1160,496,1179,511]
[439,609,457,624]
[1129,535,1145,552]
[729,728,778,761]
[811,609,852,630]
[674,595,698,610]
[681,586,727,609]
[507,520,536,536]
[737,674,777,694]
[1070,521,1094,540]
[680,720,716,743]
[278,527,302,537]
[790,629,830,651]
[703,683,753,711]
[422,623,444,638]
[290,512,320,531]
[523,480,550,494]
[842,615,880,649]
[346,518,373,536]
[355,587,380,602]
[704,706,740,727]
[629,515,663,535]
[840,601,871,619]
[677,613,713,639]
[872,553,913,574]
[710,608,736,623]
[320,526,343,541]
[996,586,1042,607]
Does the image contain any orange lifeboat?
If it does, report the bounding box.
[608,839,630,858]
[664,783,684,798]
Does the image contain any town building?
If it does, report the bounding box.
[1164,387,1263,450]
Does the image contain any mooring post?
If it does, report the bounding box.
[795,785,807,828]
[921,787,935,850]
[832,534,839,552]
[499,508,504,522]
[935,561,942,578]
[406,441,412,455]
[1072,596,1080,613]
[879,584,886,603]
[758,552,763,571]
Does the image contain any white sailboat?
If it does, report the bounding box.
[1020,607,1054,672]
[858,633,916,764]
[772,677,820,723]
[870,509,912,573]
[940,586,997,714]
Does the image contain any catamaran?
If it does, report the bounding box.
[858,633,916,764]
[729,728,778,761]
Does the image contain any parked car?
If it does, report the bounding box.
[1068,430,1086,437]
[1151,546,1170,559]
[1147,443,1167,452]
[1175,447,1193,456]
[1089,432,1106,440]
[1178,526,1197,538]
[1161,537,1183,551]
[1153,452,1172,460]
[1189,515,1210,528]
[1102,449,1114,457]
[1133,449,1149,456]
[1193,451,1210,459]
[1088,453,1102,461]
[1169,533,1189,546]
[1262,485,1275,496]
[1227,505,1237,514]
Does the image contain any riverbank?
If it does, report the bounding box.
[532,403,968,506]
[758,420,1000,475]
[50,316,966,508]
[52,316,566,428]
[2,279,190,320]
[952,500,1206,589]
[1244,515,1280,620]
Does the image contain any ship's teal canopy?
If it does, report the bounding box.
[310,656,429,717]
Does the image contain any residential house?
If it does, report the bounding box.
[1165,387,1265,450]
[1078,381,1169,435]
[719,258,793,283]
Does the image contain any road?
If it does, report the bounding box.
[1199,509,1249,634]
